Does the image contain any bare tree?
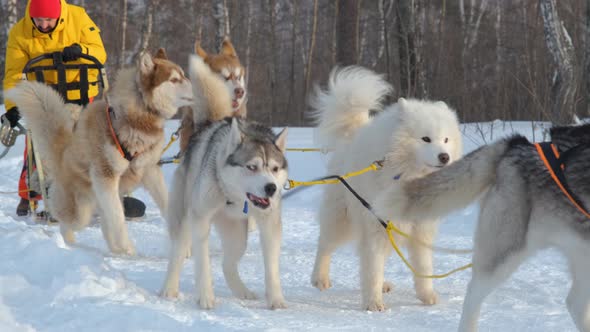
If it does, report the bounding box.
[539,0,578,124]
[213,0,230,50]
[336,0,362,66]
[304,0,319,97]
[396,0,417,97]
[118,0,128,69]
[137,0,159,57]
[584,0,590,115]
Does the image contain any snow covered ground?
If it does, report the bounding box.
[0,111,578,331]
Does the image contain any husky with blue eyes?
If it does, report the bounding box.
[161,54,288,310]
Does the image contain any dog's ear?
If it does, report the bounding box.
[433,100,448,109]
[138,52,155,75]
[274,128,288,153]
[220,37,237,57]
[154,48,168,60]
[398,97,408,108]
[195,40,208,59]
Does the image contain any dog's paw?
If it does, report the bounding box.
[235,288,258,300]
[382,281,394,293]
[365,300,386,312]
[267,297,287,310]
[311,274,332,291]
[416,290,438,305]
[160,287,179,299]
[198,294,216,310]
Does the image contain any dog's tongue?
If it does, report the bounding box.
[232,100,239,109]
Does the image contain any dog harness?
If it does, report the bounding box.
[534,142,590,219]
[106,105,136,161]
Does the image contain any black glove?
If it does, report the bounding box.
[62,43,83,62]
[2,107,21,128]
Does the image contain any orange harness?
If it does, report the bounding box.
[105,104,136,161]
[534,142,590,219]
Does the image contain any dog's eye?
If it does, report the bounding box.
[444,137,448,143]
[422,137,431,143]
[272,166,279,173]
[246,165,257,172]
[170,78,181,84]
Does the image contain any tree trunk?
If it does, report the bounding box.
[539,0,578,124]
[396,0,416,97]
[584,0,590,115]
[118,0,128,69]
[336,0,361,66]
[137,0,158,56]
[213,0,230,49]
[304,0,319,98]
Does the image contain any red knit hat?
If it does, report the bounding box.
[29,0,61,19]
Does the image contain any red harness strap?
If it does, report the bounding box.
[534,142,590,219]
[105,105,135,161]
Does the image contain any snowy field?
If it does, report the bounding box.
[0,110,579,331]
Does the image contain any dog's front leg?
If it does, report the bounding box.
[408,223,438,305]
[91,170,135,255]
[192,213,215,309]
[359,231,386,311]
[258,213,286,309]
[142,165,168,214]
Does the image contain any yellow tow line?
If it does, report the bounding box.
[285,160,473,279]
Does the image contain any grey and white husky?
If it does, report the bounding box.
[374,124,590,331]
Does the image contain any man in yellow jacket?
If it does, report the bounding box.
[2,0,145,218]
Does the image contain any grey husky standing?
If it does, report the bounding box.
[374,124,590,331]
[160,118,288,310]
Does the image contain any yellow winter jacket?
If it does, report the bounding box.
[3,0,107,110]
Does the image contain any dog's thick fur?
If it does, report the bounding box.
[178,37,247,152]
[6,51,193,255]
[160,54,289,310]
[309,66,463,311]
[374,124,590,331]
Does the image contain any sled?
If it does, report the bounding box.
[16,52,108,218]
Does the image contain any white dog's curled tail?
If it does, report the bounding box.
[375,138,513,222]
[309,66,392,150]
[188,54,233,123]
[5,80,73,170]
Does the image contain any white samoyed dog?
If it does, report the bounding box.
[309,65,463,311]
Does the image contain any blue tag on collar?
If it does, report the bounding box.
[393,173,402,180]
[243,200,249,214]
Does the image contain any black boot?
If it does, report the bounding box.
[123,196,146,219]
[16,198,29,216]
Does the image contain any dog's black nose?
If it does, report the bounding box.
[235,87,244,98]
[438,153,450,164]
[264,183,277,197]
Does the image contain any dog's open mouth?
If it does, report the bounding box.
[247,193,270,209]
[232,99,239,109]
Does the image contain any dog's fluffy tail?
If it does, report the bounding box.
[5,81,73,171]
[309,66,392,150]
[375,138,514,222]
[188,54,233,123]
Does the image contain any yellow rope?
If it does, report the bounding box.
[286,148,322,152]
[285,161,382,189]
[386,221,473,278]
[161,131,179,154]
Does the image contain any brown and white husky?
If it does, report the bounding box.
[179,37,247,152]
[7,50,194,255]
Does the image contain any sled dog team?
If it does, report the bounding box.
[7,38,590,331]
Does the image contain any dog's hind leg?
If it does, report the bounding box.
[258,212,286,309]
[458,189,530,332]
[216,213,257,300]
[359,229,388,311]
[408,222,438,305]
[565,251,590,331]
[311,189,352,291]
[161,214,191,299]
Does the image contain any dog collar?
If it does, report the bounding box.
[106,105,136,161]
